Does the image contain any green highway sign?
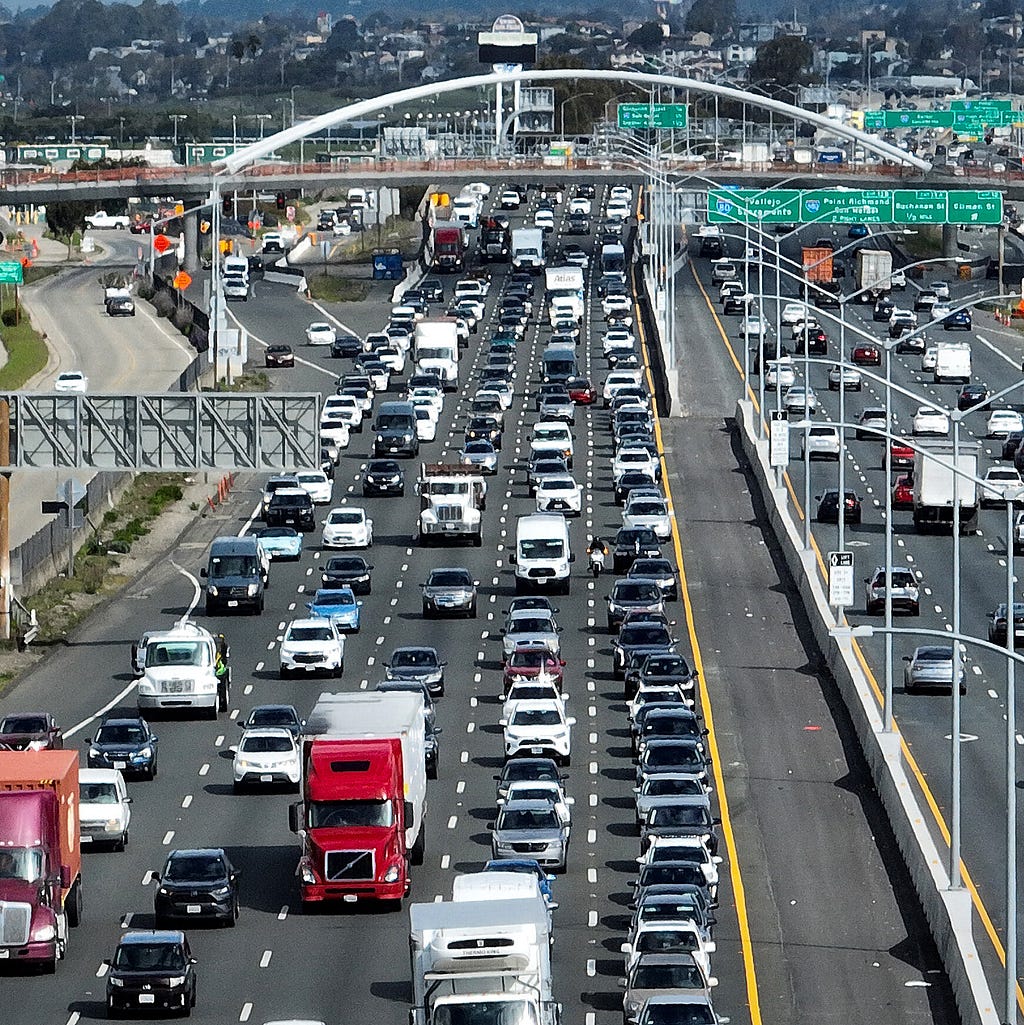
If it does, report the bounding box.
[0,262,24,285]
[950,98,1010,113]
[708,188,1003,226]
[617,103,688,130]
[864,100,1023,133]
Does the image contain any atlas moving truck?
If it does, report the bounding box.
[410,894,559,1025]
[288,691,427,908]
[912,440,980,534]
[934,342,972,384]
[415,320,460,390]
[432,222,468,273]
[0,750,82,970]
[544,266,585,322]
[512,227,545,274]
[855,249,893,302]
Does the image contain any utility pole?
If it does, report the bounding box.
[0,399,9,642]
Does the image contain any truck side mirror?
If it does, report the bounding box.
[508,553,517,565]
[404,801,414,825]
[288,802,302,834]
[200,568,208,578]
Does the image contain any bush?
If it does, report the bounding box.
[171,308,193,334]
[151,292,175,319]
[136,281,155,301]
[1,309,18,327]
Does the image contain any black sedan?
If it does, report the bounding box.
[816,489,862,524]
[265,344,295,368]
[321,555,373,594]
[957,383,989,411]
[612,527,662,573]
[362,459,405,497]
[153,848,240,926]
[330,332,363,358]
[238,703,303,738]
[625,653,698,700]
[612,621,677,678]
[465,415,503,450]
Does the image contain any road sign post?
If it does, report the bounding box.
[828,551,855,609]
[769,411,790,468]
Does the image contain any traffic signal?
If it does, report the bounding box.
[276,192,286,210]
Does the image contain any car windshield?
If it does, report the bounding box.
[503,762,558,784]
[640,898,701,922]
[376,414,409,429]
[645,743,704,770]
[114,943,187,972]
[509,617,554,634]
[509,651,558,670]
[649,804,708,825]
[312,594,353,608]
[642,1003,714,1025]
[511,709,562,726]
[635,931,699,954]
[520,539,564,559]
[499,808,560,830]
[622,626,671,645]
[308,799,393,828]
[248,708,296,728]
[96,724,146,744]
[240,735,294,754]
[645,656,686,675]
[329,512,363,525]
[392,649,439,668]
[0,715,47,733]
[632,963,705,989]
[327,558,365,572]
[534,427,568,442]
[429,571,472,587]
[433,1001,539,1025]
[210,555,258,577]
[646,778,703,796]
[80,782,119,804]
[615,583,661,602]
[259,529,296,540]
[288,624,337,641]
[916,647,952,662]
[165,855,225,882]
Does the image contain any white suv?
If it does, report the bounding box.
[500,699,576,765]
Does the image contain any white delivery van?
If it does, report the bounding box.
[511,513,573,595]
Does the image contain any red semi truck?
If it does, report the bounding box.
[0,750,82,970]
[431,221,468,273]
[289,692,427,909]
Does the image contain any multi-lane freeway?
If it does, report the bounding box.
[0,181,960,1024]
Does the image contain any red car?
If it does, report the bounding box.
[851,342,882,366]
[889,440,915,469]
[129,219,153,234]
[566,376,596,405]
[892,473,914,509]
[502,645,566,693]
[0,712,64,750]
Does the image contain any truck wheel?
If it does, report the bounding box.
[218,684,229,713]
[427,757,438,781]
[115,829,129,853]
[473,534,482,547]
[69,881,83,927]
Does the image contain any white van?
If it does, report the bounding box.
[452,195,481,229]
[222,255,249,281]
[511,513,573,595]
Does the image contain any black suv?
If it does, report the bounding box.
[105,930,197,1017]
[265,488,315,531]
[362,459,406,497]
[86,715,159,779]
[330,332,363,358]
[153,848,241,926]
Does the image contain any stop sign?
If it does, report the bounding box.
[153,234,171,254]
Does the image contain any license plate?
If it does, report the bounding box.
[113,761,127,769]
[227,600,239,607]
[444,523,457,530]
[186,904,202,914]
[531,746,544,754]
[138,995,155,1004]
[260,774,272,782]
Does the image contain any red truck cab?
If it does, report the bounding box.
[291,737,410,906]
[0,750,82,969]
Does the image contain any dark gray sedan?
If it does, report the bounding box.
[421,567,478,618]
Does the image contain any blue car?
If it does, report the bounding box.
[944,309,972,331]
[256,527,303,560]
[847,224,868,239]
[306,586,361,632]
[483,858,557,909]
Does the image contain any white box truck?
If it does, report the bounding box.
[512,227,545,274]
[414,320,460,390]
[410,895,559,1025]
[912,440,980,534]
[544,266,585,321]
[288,691,428,906]
[511,513,572,595]
[855,249,893,301]
[933,342,972,384]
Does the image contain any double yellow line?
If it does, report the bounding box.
[630,266,764,1025]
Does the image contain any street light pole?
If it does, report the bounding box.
[1003,490,1019,1025]
[950,415,962,890]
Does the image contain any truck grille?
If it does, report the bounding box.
[325,850,374,881]
[437,505,463,522]
[0,901,31,946]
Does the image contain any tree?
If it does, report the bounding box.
[45,200,93,259]
[628,22,665,49]
[749,36,814,85]
[685,0,736,36]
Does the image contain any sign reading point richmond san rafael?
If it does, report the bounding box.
[707,188,1003,226]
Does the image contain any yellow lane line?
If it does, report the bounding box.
[631,271,764,1025]
[686,255,1023,1010]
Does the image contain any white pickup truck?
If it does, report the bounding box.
[85,211,130,229]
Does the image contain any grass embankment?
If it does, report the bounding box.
[901,226,944,260]
[25,474,185,643]
[305,275,371,302]
[0,266,59,389]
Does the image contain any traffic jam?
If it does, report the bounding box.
[0,176,726,1025]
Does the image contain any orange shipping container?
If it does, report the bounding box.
[802,246,833,283]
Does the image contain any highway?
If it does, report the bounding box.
[689,221,1024,1008]
[0,182,958,1024]
[12,230,195,551]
